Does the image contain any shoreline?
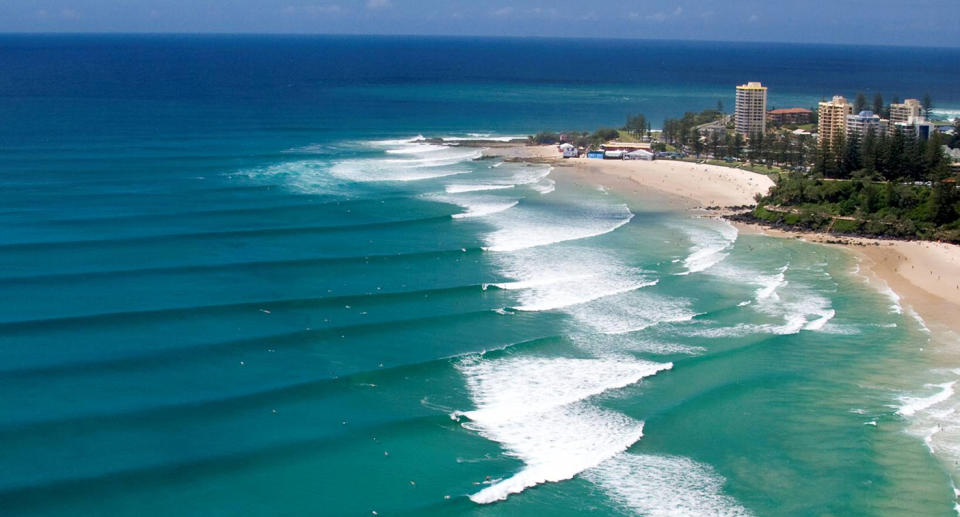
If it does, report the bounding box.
[482,143,960,338]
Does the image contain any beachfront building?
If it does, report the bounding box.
[767,108,812,126]
[600,142,652,152]
[894,116,936,141]
[735,82,767,137]
[845,110,888,140]
[818,95,853,149]
[890,98,924,124]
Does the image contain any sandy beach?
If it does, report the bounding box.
[485,144,960,337]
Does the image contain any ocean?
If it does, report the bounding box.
[1,35,960,516]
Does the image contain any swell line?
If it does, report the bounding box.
[0,331,559,436]
[0,214,456,251]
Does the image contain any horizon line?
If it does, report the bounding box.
[0,31,958,51]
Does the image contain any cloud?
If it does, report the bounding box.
[492,7,514,16]
[527,7,560,19]
[366,0,391,10]
[747,14,759,22]
[629,6,683,22]
[282,4,345,16]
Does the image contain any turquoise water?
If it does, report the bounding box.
[2,36,960,516]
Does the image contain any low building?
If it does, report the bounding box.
[767,108,812,125]
[600,142,652,152]
[943,145,960,163]
[845,110,888,140]
[895,116,935,141]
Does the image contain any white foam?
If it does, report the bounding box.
[441,134,527,142]
[384,143,447,155]
[571,333,705,356]
[567,292,699,335]
[502,165,553,186]
[454,355,671,503]
[368,135,425,146]
[330,140,481,183]
[445,184,515,194]
[468,404,645,504]
[488,246,655,312]
[530,178,556,194]
[676,220,739,275]
[802,309,836,331]
[485,273,595,291]
[585,454,753,517]
[898,382,956,417]
[755,265,789,301]
[424,192,521,220]
[930,108,960,120]
[483,202,633,252]
[879,285,904,314]
[331,162,468,182]
[682,291,835,338]
[452,200,520,219]
[906,306,931,333]
[456,356,671,424]
[236,160,347,195]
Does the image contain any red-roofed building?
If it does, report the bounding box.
[767,107,812,125]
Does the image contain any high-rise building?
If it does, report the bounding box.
[889,99,923,124]
[846,110,887,140]
[735,82,767,136]
[818,96,853,149]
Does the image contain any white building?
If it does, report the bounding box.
[845,110,887,140]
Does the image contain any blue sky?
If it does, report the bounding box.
[1,0,958,47]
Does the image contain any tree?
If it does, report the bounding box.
[922,93,933,116]
[854,92,867,113]
[709,131,722,158]
[872,93,884,115]
[841,134,861,178]
[748,131,765,163]
[862,128,878,173]
[733,133,745,160]
[624,114,648,139]
[690,130,705,157]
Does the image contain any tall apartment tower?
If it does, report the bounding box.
[818,96,853,149]
[735,82,767,137]
[889,98,924,124]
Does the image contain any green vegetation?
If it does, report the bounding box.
[854,91,867,113]
[683,158,787,178]
[660,109,725,147]
[872,93,884,115]
[623,114,651,140]
[527,128,620,149]
[754,129,960,242]
[814,130,951,181]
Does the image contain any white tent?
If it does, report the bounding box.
[625,149,654,161]
[559,143,578,158]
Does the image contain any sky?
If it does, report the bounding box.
[1,0,958,47]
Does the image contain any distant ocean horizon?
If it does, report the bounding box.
[2,35,960,516]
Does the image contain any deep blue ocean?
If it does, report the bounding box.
[2,35,960,516]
